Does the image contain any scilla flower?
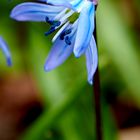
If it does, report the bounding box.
[0,36,12,66]
[10,0,98,84]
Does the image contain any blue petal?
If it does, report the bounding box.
[46,0,76,11]
[10,2,63,22]
[70,0,84,12]
[85,36,98,85]
[44,26,75,71]
[0,36,12,66]
[74,1,95,57]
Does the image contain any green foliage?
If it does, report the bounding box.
[97,0,140,106]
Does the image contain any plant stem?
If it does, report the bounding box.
[93,6,102,140]
[93,68,102,140]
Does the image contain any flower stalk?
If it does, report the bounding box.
[93,68,102,140]
[93,5,102,140]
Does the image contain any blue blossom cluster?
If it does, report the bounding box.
[10,0,98,84]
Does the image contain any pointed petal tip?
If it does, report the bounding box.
[10,11,20,21]
[88,78,93,85]
[10,10,17,20]
[73,49,81,58]
[74,45,86,58]
[44,61,57,72]
[10,6,18,20]
[44,64,51,72]
[7,57,12,67]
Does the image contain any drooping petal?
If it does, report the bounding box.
[44,39,74,71]
[46,0,76,11]
[85,36,98,85]
[0,36,12,66]
[10,2,63,22]
[74,1,95,57]
[44,25,75,71]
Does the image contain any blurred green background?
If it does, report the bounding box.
[0,0,140,140]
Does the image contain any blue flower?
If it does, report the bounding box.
[11,0,98,84]
[0,36,12,66]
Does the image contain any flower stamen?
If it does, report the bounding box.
[65,36,71,45]
[60,29,72,40]
[45,16,61,36]
[44,27,55,36]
